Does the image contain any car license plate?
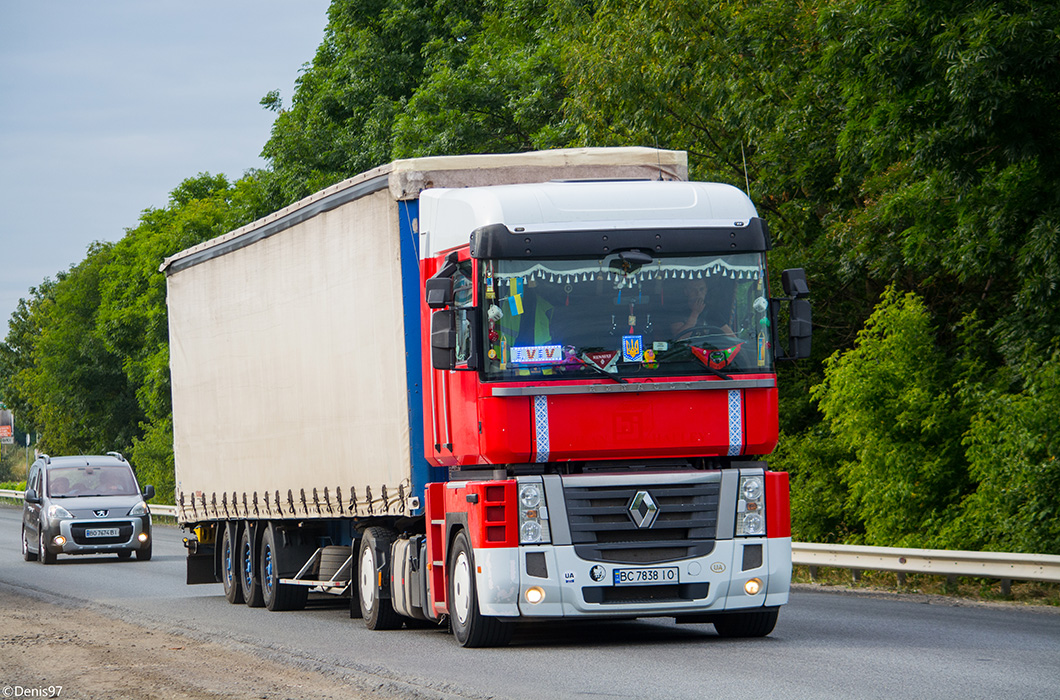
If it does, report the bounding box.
[613,567,679,586]
[86,528,120,538]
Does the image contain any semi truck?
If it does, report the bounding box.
[162,147,811,647]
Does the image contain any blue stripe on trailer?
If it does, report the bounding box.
[398,200,447,514]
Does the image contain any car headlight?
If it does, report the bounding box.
[128,501,149,516]
[517,480,550,544]
[736,474,766,536]
[47,504,74,519]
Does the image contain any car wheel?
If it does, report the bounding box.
[239,526,264,607]
[22,526,37,562]
[357,527,402,630]
[221,523,244,604]
[448,530,512,647]
[713,608,779,638]
[260,527,308,612]
[135,543,152,561]
[38,527,56,565]
[117,550,133,560]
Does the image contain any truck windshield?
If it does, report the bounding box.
[482,252,773,381]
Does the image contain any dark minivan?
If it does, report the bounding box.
[22,453,155,563]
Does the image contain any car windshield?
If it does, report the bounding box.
[482,252,773,381]
[48,465,139,497]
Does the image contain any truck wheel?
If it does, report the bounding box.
[261,527,308,612]
[357,527,402,630]
[239,527,265,607]
[22,526,37,561]
[348,542,362,619]
[448,530,513,648]
[221,524,244,604]
[39,527,56,565]
[713,608,779,638]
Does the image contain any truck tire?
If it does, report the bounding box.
[221,523,244,604]
[261,527,308,612]
[348,542,362,619]
[713,607,779,638]
[239,526,265,608]
[448,530,513,648]
[357,527,402,630]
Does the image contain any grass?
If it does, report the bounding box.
[793,564,1060,607]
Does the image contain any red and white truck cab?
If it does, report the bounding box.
[416,179,809,645]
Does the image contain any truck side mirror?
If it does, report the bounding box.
[425,277,453,309]
[781,268,809,299]
[24,488,41,505]
[788,298,812,359]
[431,310,457,370]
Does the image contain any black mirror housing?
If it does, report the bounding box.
[143,484,156,500]
[788,298,812,359]
[425,277,454,309]
[431,310,457,369]
[24,488,41,505]
[782,268,810,299]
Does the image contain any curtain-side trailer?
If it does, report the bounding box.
[163,147,811,647]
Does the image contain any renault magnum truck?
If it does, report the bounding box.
[163,147,811,647]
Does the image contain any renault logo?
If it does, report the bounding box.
[628,491,659,529]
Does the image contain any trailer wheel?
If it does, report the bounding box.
[239,526,264,607]
[349,541,362,619]
[221,523,244,604]
[713,608,779,638]
[261,527,308,612]
[448,530,513,648]
[357,527,402,630]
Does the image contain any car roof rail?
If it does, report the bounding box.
[39,453,51,464]
[106,451,126,462]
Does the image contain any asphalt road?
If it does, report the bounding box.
[3,504,1058,700]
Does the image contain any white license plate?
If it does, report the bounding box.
[613,567,679,586]
[86,528,120,538]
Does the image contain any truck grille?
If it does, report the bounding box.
[564,481,720,564]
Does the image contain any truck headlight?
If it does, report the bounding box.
[518,480,550,544]
[736,474,766,536]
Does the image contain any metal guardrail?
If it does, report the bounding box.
[792,542,1060,585]
[0,488,177,517]
[2,488,1056,583]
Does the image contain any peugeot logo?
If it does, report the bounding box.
[94,510,108,517]
[628,491,659,529]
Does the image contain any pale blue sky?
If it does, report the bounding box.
[0,1,330,326]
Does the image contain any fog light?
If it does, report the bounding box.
[138,533,149,543]
[744,578,762,596]
[525,586,545,604]
[53,535,67,546]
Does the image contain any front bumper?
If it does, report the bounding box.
[41,516,152,555]
[474,537,791,619]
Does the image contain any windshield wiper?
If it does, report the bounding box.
[577,358,628,384]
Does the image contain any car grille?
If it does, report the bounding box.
[70,522,134,545]
[564,481,720,564]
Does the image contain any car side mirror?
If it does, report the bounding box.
[24,488,41,505]
[142,485,156,501]
[431,310,457,370]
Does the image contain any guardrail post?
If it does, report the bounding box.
[809,566,819,581]
[851,569,861,583]
[1001,579,1012,596]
